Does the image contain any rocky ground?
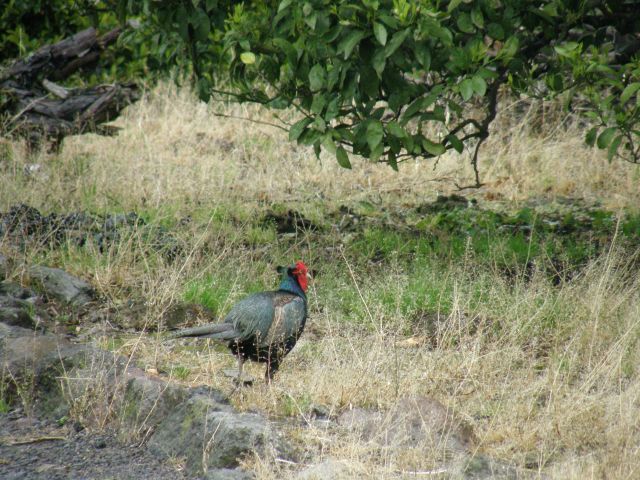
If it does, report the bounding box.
[0,411,189,480]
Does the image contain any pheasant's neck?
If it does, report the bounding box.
[278,275,306,300]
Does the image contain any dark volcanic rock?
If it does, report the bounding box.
[0,300,38,329]
[0,281,48,331]
[29,265,94,306]
[148,392,286,473]
[0,204,182,260]
[262,209,320,234]
[0,322,92,415]
[120,366,192,434]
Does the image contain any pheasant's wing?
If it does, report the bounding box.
[224,291,277,341]
[259,294,306,348]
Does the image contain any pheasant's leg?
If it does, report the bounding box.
[237,355,245,382]
[265,359,279,384]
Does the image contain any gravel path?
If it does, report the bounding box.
[0,410,192,480]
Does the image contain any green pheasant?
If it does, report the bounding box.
[170,261,309,383]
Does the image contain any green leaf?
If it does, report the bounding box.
[487,23,505,40]
[313,116,326,133]
[546,74,563,91]
[359,65,379,97]
[289,117,313,142]
[370,143,384,162]
[422,138,446,156]
[177,4,189,41]
[309,64,326,90]
[272,38,297,65]
[446,134,464,153]
[596,127,617,149]
[470,7,484,28]
[339,30,367,59]
[400,97,424,124]
[456,13,475,34]
[471,75,487,96]
[447,0,463,12]
[366,120,384,150]
[322,135,336,154]
[305,12,317,30]
[192,8,211,42]
[324,97,340,121]
[498,36,519,61]
[302,2,313,16]
[620,83,640,105]
[311,95,326,114]
[278,0,293,12]
[459,79,474,101]
[336,146,352,169]
[387,121,407,138]
[388,151,398,171]
[240,52,256,64]
[385,28,410,58]
[373,22,387,46]
[416,46,431,71]
[585,126,598,147]
[554,42,580,58]
[607,134,623,161]
[372,49,386,76]
[388,91,409,112]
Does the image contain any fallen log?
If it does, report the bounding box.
[1,25,139,151]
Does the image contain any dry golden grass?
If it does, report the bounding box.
[2,82,639,214]
[1,83,640,478]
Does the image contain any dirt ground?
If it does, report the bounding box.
[0,409,191,480]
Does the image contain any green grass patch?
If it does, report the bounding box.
[183,274,267,315]
[0,397,10,414]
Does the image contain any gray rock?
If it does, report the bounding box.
[205,468,254,480]
[0,302,37,329]
[0,322,36,339]
[296,459,352,480]
[0,323,92,415]
[0,281,37,300]
[120,366,191,434]
[148,393,285,473]
[29,265,94,306]
[0,281,41,330]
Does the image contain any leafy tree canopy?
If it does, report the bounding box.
[3,0,640,177]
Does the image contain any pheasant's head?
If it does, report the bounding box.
[292,261,309,292]
[277,261,309,293]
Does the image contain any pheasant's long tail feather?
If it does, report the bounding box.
[168,323,240,340]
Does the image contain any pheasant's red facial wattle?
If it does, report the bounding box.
[293,261,309,292]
